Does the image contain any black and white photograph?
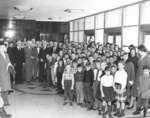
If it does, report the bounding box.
[0,0,150,118]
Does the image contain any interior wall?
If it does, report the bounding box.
[0,19,69,42]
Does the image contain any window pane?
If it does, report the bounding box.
[105,9,122,28]
[85,16,95,30]
[79,31,84,42]
[74,32,78,42]
[70,22,74,31]
[70,32,73,42]
[79,19,84,30]
[96,13,104,29]
[116,35,122,47]
[123,4,139,26]
[108,36,114,43]
[95,29,104,44]
[141,1,150,24]
[144,35,150,51]
[74,20,79,31]
[122,46,130,52]
[123,26,138,46]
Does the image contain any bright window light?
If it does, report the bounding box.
[5,30,15,38]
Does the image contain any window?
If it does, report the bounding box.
[70,22,74,31]
[144,35,150,51]
[70,32,73,42]
[79,19,84,31]
[116,35,122,47]
[74,32,78,42]
[79,31,84,42]
[85,16,95,30]
[123,4,139,26]
[105,9,122,28]
[141,1,150,24]
[107,35,114,43]
[96,13,104,29]
[95,29,104,44]
[74,20,79,31]
[123,26,138,46]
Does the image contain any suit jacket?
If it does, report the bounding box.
[13,47,25,65]
[39,47,49,63]
[31,47,39,60]
[7,47,15,65]
[0,53,11,91]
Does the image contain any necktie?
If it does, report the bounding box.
[96,70,99,81]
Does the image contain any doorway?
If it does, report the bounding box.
[84,30,95,43]
[104,27,122,47]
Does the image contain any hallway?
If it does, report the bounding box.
[6,91,99,118]
[5,82,149,118]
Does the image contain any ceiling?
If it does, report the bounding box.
[0,0,141,22]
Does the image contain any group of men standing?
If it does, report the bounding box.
[7,39,60,84]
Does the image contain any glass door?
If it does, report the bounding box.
[106,34,122,47]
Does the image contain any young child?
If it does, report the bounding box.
[100,66,115,118]
[74,64,84,106]
[83,62,94,110]
[135,65,150,117]
[62,64,75,106]
[111,64,117,77]
[114,61,127,117]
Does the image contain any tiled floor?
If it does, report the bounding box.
[5,84,149,118]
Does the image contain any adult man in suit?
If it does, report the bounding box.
[38,40,49,83]
[24,40,33,83]
[7,42,15,85]
[13,41,25,84]
[31,40,40,80]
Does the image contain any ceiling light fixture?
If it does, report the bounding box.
[13,15,25,19]
[64,9,84,13]
[48,17,53,20]
[13,6,33,12]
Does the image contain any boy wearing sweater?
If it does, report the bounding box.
[62,64,75,106]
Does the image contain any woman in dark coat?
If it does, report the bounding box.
[127,48,139,108]
[133,45,150,115]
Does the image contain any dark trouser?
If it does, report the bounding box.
[126,85,132,103]
[39,62,46,82]
[84,83,94,107]
[76,82,84,104]
[93,81,101,108]
[64,80,72,103]
[1,91,9,105]
[46,68,53,86]
[15,63,23,84]
[136,95,149,109]
[57,74,63,92]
